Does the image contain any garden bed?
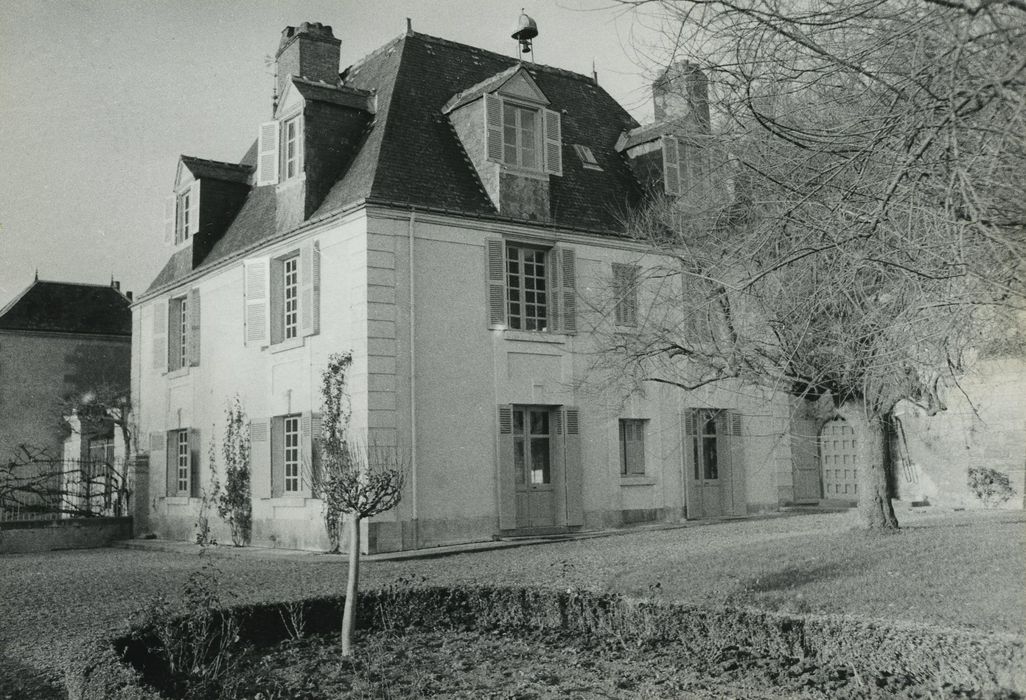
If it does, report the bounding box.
[69,586,1025,699]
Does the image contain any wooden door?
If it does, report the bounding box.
[685,409,745,518]
[820,418,859,503]
[513,407,557,528]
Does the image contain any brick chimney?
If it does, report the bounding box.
[275,22,341,103]
[653,61,710,132]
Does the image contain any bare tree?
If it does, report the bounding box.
[600,0,1026,528]
[317,352,406,655]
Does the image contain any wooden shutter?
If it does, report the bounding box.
[270,416,284,498]
[613,263,638,327]
[559,248,577,334]
[189,428,201,498]
[187,182,200,236]
[564,407,583,526]
[301,412,313,496]
[684,409,700,481]
[168,300,182,370]
[250,420,270,499]
[542,108,562,176]
[244,258,270,346]
[188,288,201,366]
[163,196,175,245]
[309,413,323,494]
[296,114,305,174]
[662,135,681,195]
[497,405,516,529]
[484,93,504,163]
[486,239,506,328]
[300,240,320,337]
[165,431,176,496]
[728,411,746,516]
[257,121,280,186]
[152,301,167,371]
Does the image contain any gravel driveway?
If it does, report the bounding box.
[1,509,1022,697]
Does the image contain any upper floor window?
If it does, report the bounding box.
[152,289,200,372]
[486,239,576,334]
[485,93,562,176]
[283,255,300,340]
[612,263,639,327]
[256,114,305,186]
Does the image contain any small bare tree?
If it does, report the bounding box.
[317,352,406,656]
[216,396,252,546]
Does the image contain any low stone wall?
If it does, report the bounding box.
[0,517,132,554]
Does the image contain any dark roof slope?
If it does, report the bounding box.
[181,156,252,184]
[0,280,131,336]
[146,31,645,295]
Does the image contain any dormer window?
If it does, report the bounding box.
[163,181,199,246]
[256,113,305,186]
[484,93,562,176]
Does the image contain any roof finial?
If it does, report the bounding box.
[406,17,413,35]
[34,269,38,282]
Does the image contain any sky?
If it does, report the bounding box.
[0,0,677,309]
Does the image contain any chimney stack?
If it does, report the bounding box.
[275,22,341,106]
[652,61,710,132]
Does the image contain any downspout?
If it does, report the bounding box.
[407,209,418,546]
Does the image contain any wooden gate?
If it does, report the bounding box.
[819,418,859,503]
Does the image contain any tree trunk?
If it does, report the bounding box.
[838,403,899,530]
[340,514,361,656]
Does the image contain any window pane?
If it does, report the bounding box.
[703,436,718,480]
[513,409,525,435]
[514,437,525,485]
[530,437,550,484]
[530,410,548,436]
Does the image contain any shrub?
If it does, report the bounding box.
[217,397,252,547]
[968,467,1016,507]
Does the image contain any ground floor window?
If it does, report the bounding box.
[619,419,647,476]
[284,414,300,493]
[513,407,551,485]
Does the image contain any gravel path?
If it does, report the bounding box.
[1,509,1022,697]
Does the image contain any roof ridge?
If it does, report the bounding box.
[342,32,406,80]
[180,155,252,170]
[409,31,597,85]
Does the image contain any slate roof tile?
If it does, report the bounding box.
[0,280,131,336]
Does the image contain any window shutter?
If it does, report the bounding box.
[152,301,167,371]
[486,239,506,328]
[542,108,562,176]
[165,431,176,496]
[727,411,746,516]
[613,263,639,327]
[250,420,270,499]
[163,196,175,245]
[244,258,270,346]
[189,428,201,498]
[188,288,201,367]
[270,416,284,498]
[257,121,280,186]
[168,299,182,370]
[612,264,627,326]
[662,135,681,195]
[300,241,320,337]
[296,114,305,174]
[301,412,313,496]
[559,248,577,334]
[497,405,516,529]
[564,407,583,526]
[187,182,200,236]
[309,413,322,495]
[484,93,504,163]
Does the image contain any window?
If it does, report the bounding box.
[612,263,639,327]
[283,255,299,340]
[164,183,199,245]
[662,135,711,197]
[503,103,539,170]
[686,409,739,481]
[176,189,191,244]
[243,242,320,347]
[168,295,188,370]
[256,115,304,186]
[283,116,301,180]
[506,243,548,331]
[513,408,550,485]
[619,419,647,476]
[572,144,602,170]
[164,428,198,498]
[484,93,562,175]
[283,415,300,493]
[176,430,190,493]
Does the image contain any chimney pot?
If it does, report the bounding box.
[126,291,133,301]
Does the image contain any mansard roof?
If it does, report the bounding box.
[0,280,131,336]
[146,30,645,295]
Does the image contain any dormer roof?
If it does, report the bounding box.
[178,156,253,186]
[277,76,376,115]
[442,64,549,114]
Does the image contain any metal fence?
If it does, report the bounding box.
[0,458,130,522]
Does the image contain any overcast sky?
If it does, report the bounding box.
[0,0,675,309]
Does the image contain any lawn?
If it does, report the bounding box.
[0,508,1022,698]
